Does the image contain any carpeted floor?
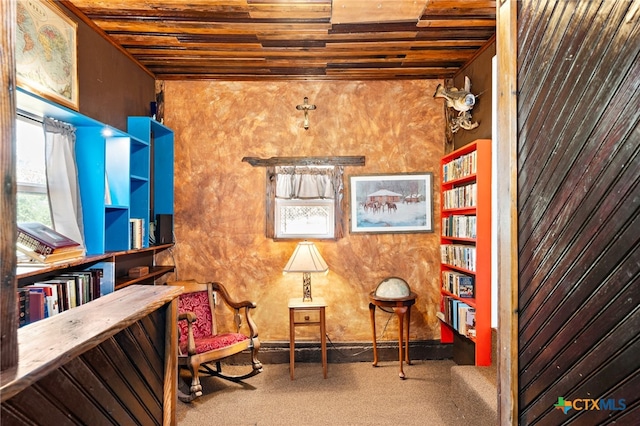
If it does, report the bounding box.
[176,360,465,425]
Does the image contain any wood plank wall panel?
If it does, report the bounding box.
[450,39,495,150]
[517,1,640,424]
[0,309,167,425]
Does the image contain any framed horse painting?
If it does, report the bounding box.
[350,173,433,234]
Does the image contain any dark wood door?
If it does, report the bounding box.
[517,1,640,424]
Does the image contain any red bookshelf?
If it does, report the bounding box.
[438,139,492,366]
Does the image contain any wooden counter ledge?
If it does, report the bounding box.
[0,284,182,402]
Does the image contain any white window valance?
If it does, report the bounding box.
[275,166,335,199]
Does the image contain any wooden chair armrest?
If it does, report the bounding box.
[209,282,259,339]
[178,312,197,323]
[177,311,197,355]
[210,281,256,309]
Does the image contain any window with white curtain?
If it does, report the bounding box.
[274,165,336,239]
[245,155,363,240]
[16,115,52,227]
[16,113,85,249]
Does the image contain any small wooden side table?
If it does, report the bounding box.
[368,291,417,379]
[288,298,327,380]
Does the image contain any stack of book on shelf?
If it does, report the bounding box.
[443,183,477,209]
[442,271,475,298]
[16,262,115,327]
[16,222,84,264]
[438,296,476,339]
[442,150,477,182]
[441,244,476,271]
[129,218,144,249]
[442,214,477,239]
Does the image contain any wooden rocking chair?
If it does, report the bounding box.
[168,280,262,402]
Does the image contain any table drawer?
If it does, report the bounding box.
[293,309,320,323]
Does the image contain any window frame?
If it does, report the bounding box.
[266,164,345,240]
[15,113,52,226]
[274,193,336,240]
[242,156,365,241]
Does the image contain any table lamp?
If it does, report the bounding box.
[283,241,328,302]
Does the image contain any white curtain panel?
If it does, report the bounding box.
[43,117,85,248]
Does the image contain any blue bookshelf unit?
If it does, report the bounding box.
[17,88,174,255]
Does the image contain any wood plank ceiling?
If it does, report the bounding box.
[61,0,496,80]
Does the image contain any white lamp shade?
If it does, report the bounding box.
[283,241,329,273]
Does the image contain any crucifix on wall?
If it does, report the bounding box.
[296,97,316,130]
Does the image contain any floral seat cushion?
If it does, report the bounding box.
[179,332,249,355]
[177,290,249,355]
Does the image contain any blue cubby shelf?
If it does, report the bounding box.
[105,207,129,251]
[76,132,131,254]
[127,117,175,244]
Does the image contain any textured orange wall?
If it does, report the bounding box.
[163,80,445,342]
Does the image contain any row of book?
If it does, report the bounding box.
[442,150,477,183]
[441,244,476,272]
[443,182,477,210]
[16,261,115,327]
[442,270,475,298]
[439,296,476,339]
[130,218,144,249]
[442,214,477,239]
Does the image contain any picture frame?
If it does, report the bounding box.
[350,173,434,234]
[16,0,79,110]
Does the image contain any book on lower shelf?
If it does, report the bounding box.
[28,291,46,323]
[439,296,476,339]
[19,269,106,322]
[465,308,476,338]
[56,272,94,306]
[85,261,115,296]
[17,288,30,327]
[25,283,60,317]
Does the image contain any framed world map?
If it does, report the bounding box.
[16,0,78,110]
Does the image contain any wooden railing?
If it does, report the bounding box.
[1,285,182,426]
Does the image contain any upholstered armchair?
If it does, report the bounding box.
[168,280,262,402]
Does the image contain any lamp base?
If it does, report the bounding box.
[302,272,312,302]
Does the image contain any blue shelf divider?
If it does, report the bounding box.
[127,117,175,244]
